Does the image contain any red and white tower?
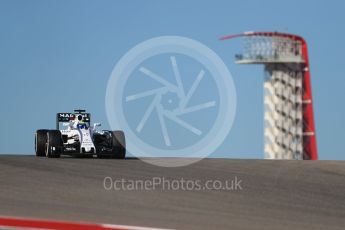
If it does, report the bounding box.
[221,32,318,160]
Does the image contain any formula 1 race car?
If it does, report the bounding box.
[35,109,126,158]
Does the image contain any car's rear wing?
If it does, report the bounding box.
[56,110,91,129]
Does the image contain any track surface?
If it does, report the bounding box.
[0,156,345,230]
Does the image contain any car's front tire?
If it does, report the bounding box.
[35,129,48,157]
[110,131,126,159]
[96,131,126,159]
[45,130,63,158]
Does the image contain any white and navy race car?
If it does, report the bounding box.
[35,109,126,158]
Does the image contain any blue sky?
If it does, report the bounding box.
[0,0,344,160]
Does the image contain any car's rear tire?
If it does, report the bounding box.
[45,130,63,158]
[35,129,48,157]
[110,131,126,159]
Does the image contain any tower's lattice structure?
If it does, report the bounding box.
[221,32,317,160]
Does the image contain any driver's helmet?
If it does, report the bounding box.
[74,114,87,129]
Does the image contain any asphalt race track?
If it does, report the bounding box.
[0,155,345,230]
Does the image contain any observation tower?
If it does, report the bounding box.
[221,32,317,160]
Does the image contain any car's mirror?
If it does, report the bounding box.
[93,123,101,128]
